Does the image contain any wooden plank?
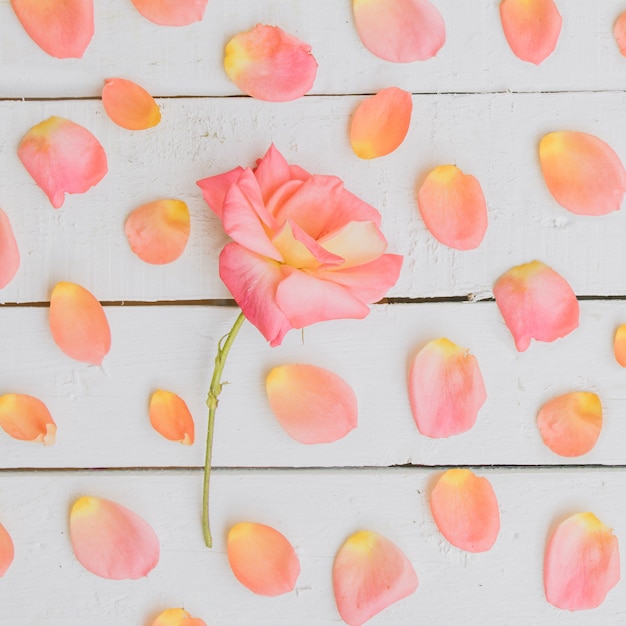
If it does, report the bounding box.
[2,93,626,304]
[1,301,625,469]
[1,0,625,98]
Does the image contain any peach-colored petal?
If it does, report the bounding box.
[537,391,602,457]
[614,324,626,367]
[408,338,486,438]
[49,282,111,365]
[499,0,562,64]
[102,78,161,131]
[539,131,626,216]
[615,11,626,56]
[353,0,445,62]
[350,87,413,159]
[333,530,418,626]
[417,165,488,250]
[18,116,107,209]
[149,389,194,445]
[544,512,620,610]
[493,260,579,351]
[125,199,190,264]
[130,0,207,26]
[151,608,206,626]
[0,523,14,577]
[266,364,358,444]
[70,496,159,579]
[227,522,300,596]
[11,0,94,58]
[0,208,20,289]
[0,394,56,445]
[430,469,500,552]
[224,24,318,101]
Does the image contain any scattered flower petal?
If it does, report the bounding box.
[149,389,194,445]
[499,0,562,64]
[417,165,488,250]
[493,260,579,351]
[0,523,14,576]
[353,0,445,62]
[350,87,412,159]
[537,391,602,457]
[49,282,111,365]
[11,0,94,58]
[539,131,626,216]
[227,522,300,596]
[102,78,161,130]
[70,496,159,579]
[333,530,418,626]
[18,116,107,209]
[224,25,318,101]
[614,324,626,367]
[130,0,208,26]
[408,338,486,438]
[0,394,56,445]
[125,199,190,264]
[430,469,500,552]
[545,512,620,610]
[0,208,20,289]
[266,364,358,444]
[614,11,626,57]
[151,608,206,626]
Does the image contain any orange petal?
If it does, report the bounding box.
[0,394,56,445]
[0,523,14,577]
[11,0,94,58]
[49,282,111,365]
[18,116,107,209]
[125,199,190,264]
[408,338,486,438]
[0,208,20,289]
[149,389,194,445]
[539,131,626,216]
[544,512,620,610]
[227,522,300,596]
[614,11,626,56]
[224,25,318,102]
[430,469,500,552]
[350,87,412,159]
[130,0,207,26]
[333,530,418,626]
[101,78,161,131]
[614,324,626,367]
[417,165,488,250]
[499,0,562,64]
[353,0,445,63]
[266,364,358,444]
[70,496,159,579]
[493,260,579,352]
[151,608,207,626]
[537,391,602,457]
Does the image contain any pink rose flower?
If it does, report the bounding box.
[197,145,403,346]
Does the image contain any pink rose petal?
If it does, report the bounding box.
[0,394,56,445]
[0,208,20,289]
[0,523,14,577]
[614,11,626,57]
[130,0,208,26]
[614,324,626,367]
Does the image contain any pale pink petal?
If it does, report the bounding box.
[500,0,562,64]
[319,221,388,269]
[224,24,318,101]
[350,88,413,159]
[102,78,161,130]
[353,0,445,62]
[493,260,579,351]
[417,165,488,250]
[49,282,111,365]
[0,523,14,577]
[11,0,93,58]
[227,522,300,596]
[408,338,486,438]
[196,167,245,219]
[614,11,626,56]
[539,131,626,215]
[130,0,207,26]
[125,199,190,264]
[0,208,20,289]
[545,512,620,610]
[149,389,194,445]
[0,394,56,445]
[254,144,309,204]
[614,324,626,367]
[430,469,500,552]
[266,364,357,444]
[18,116,107,209]
[152,609,206,626]
[333,530,418,626]
[537,391,602,457]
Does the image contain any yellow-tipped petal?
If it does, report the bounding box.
[0,523,14,577]
[614,324,626,367]
[0,394,56,445]
[149,390,194,445]
[130,0,208,26]
[0,208,20,289]
[102,78,161,131]
[151,608,207,626]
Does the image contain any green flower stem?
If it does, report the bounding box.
[203,310,246,548]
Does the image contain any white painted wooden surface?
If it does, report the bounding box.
[2,0,626,624]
